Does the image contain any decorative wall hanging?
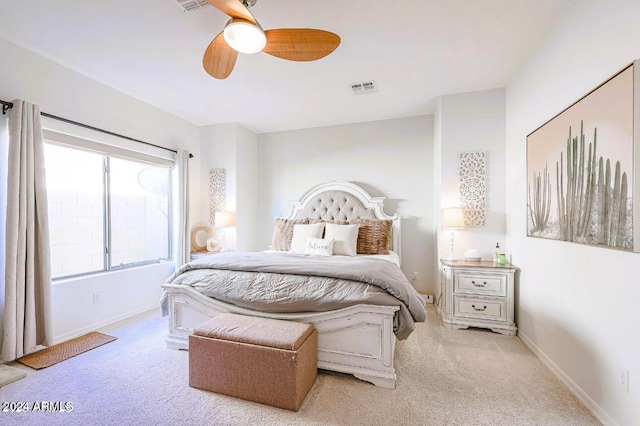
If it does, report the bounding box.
[209,168,226,226]
[527,60,640,252]
[458,151,487,227]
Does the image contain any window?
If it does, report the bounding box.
[109,157,170,267]
[44,142,171,279]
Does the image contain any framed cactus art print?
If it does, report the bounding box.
[526,60,640,252]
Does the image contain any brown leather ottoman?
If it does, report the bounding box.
[188,313,317,411]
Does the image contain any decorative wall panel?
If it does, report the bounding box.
[458,151,487,227]
[209,168,226,225]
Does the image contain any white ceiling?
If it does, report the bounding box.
[0,0,575,134]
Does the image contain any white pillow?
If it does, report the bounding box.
[290,223,325,254]
[305,238,334,256]
[324,223,360,256]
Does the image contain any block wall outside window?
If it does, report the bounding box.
[110,157,169,267]
[44,143,171,279]
[45,144,105,278]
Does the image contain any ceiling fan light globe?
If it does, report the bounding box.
[223,20,266,54]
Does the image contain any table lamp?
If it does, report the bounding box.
[214,211,236,251]
[442,207,465,261]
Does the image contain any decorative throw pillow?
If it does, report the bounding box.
[290,223,326,254]
[350,218,393,255]
[324,223,360,256]
[324,219,348,225]
[271,218,308,251]
[305,238,334,256]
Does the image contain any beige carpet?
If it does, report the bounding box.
[16,332,117,369]
[0,364,27,387]
[0,306,600,425]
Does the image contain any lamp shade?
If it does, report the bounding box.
[442,208,465,229]
[223,19,267,54]
[215,211,236,228]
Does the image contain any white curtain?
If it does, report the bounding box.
[174,149,190,267]
[0,109,9,354]
[1,100,53,361]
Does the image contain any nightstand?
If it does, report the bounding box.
[438,259,517,336]
[190,251,216,261]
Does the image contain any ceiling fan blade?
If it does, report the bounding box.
[206,0,257,25]
[263,29,340,61]
[203,31,238,79]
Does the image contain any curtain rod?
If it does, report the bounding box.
[1,99,193,158]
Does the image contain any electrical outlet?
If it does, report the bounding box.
[93,292,100,305]
[412,272,419,280]
[619,368,629,392]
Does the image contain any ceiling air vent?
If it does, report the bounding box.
[174,0,210,12]
[349,80,378,95]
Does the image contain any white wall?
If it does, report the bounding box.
[199,123,258,252]
[0,37,201,345]
[435,88,507,263]
[506,1,640,424]
[235,125,259,251]
[257,116,435,292]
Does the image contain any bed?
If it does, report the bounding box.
[160,181,426,389]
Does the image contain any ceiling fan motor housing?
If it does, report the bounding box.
[202,0,340,79]
[223,19,267,54]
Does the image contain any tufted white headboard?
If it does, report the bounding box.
[284,181,401,262]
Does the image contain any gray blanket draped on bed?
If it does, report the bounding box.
[160,251,426,340]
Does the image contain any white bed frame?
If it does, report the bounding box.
[162,181,402,389]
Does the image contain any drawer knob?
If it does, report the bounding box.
[472,280,487,287]
[472,304,487,312]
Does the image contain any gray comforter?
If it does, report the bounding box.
[160,251,426,340]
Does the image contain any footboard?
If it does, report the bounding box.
[162,283,399,389]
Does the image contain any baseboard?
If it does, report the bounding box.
[518,330,618,426]
[53,304,159,344]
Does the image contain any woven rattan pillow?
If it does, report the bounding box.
[350,218,393,255]
[271,218,308,251]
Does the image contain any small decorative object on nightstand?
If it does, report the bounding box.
[463,248,481,262]
[438,259,517,336]
[190,225,213,252]
[206,238,222,253]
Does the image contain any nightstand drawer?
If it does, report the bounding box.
[190,251,217,261]
[454,297,506,322]
[455,274,505,296]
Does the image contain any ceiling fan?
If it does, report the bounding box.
[203,0,341,79]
